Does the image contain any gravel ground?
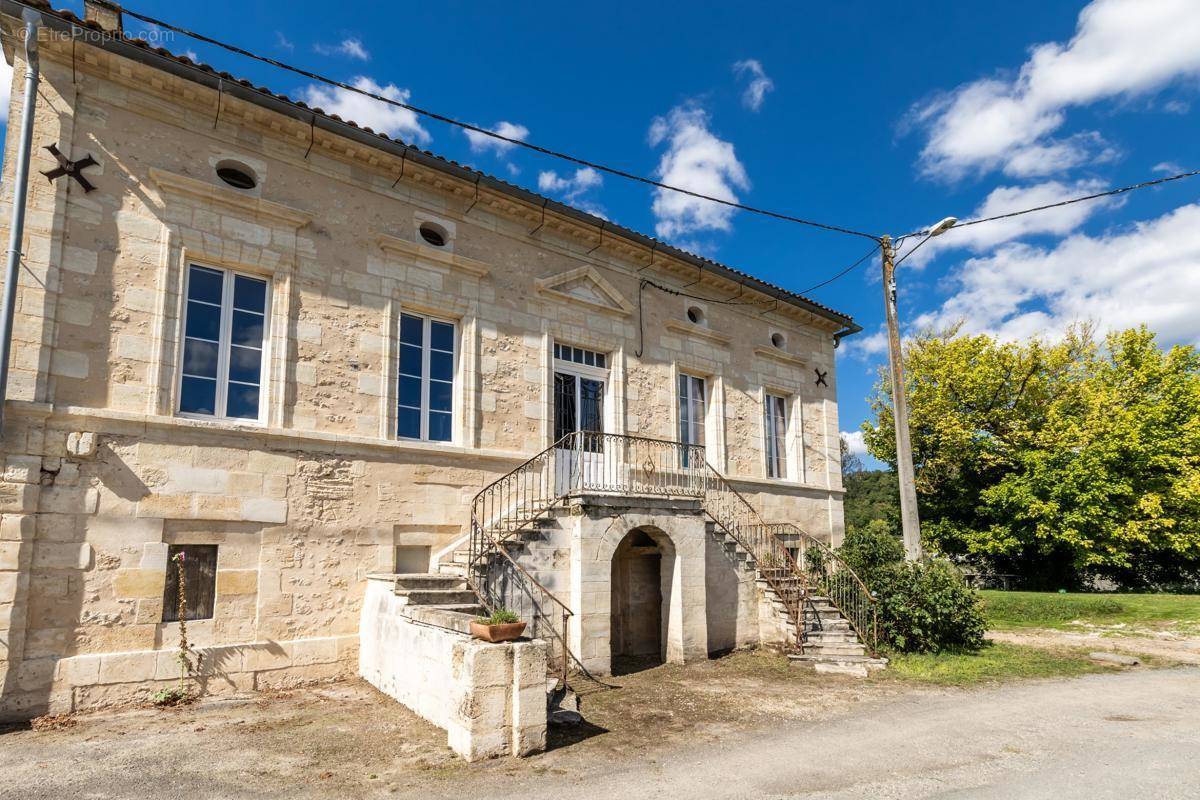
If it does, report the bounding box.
[3,656,1196,799]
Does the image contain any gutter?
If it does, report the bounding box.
[0,7,40,433]
[3,1,858,333]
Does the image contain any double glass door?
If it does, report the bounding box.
[554,368,606,492]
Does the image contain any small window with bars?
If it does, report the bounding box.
[553,342,607,369]
[764,393,789,479]
[161,544,218,622]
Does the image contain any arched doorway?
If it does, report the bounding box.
[610,528,664,674]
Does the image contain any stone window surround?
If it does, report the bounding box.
[540,324,627,449]
[148,168,309,430]
[392,308,461,445]
[758,383,806,484]
[669,360,728,473]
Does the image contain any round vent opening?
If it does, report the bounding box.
[216,163,258,190]
[771,332,786,349]
[419,222,448,248]
[686,306,706,325]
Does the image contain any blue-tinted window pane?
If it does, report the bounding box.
[185,301,221,341]
[398,376,422,407]
[180,376,217,415]
[400,314,423,346]
[428,411,452,442]
[187,266,223,305]
[430,321,453,352]
[399,344,422,377]
[429,351,453,382]
[429,380,452,412]
[229,344,262,384]
[225,383,260,419]
[231,310,265,348]
[397,406,421,439]
[183,339,219,378]
[233,275,267,313]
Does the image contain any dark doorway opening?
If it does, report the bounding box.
[611,528,663,675]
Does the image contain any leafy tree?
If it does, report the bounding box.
[843,469,901,535]
[863,324,1200,589]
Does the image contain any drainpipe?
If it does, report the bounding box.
[0,11,41,434]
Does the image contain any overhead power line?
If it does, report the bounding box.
[903,169,1200,238]
[112,4,882,242]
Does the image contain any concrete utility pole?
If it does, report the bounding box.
[880,235,923,560]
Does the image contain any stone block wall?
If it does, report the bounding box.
[359,578,547,760]
[0,15,848,719]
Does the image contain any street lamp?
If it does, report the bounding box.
[881,215,956,561]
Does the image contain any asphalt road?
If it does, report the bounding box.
[465,667,1200,800]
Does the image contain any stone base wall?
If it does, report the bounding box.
[359,578,547,761]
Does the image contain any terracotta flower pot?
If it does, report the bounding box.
[470,620,527,642]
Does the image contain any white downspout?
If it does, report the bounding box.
[0,11,41,433]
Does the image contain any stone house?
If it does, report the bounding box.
[0,1,871,734]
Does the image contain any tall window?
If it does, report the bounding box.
[179,265,269,421]
[678,374,706,467]
[764,392,788,479]
[398,312,455,442]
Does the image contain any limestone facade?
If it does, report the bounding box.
[0,8,853,720]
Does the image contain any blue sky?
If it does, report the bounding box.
[4,1,1199,467]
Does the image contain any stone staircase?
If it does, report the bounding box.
[370,573,485,634]
[789,596,888,677]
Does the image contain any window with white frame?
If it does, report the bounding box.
[763,392,789,479]
[678,373,706,466]
[397,312,456,442]
[179,264,269,421]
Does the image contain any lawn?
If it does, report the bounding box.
[882,641,1115,686]
[981,590,1200,633]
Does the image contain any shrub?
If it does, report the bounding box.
[871,559,987,653]
[839,519,905,584]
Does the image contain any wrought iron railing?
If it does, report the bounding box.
[466,432,878,685]
[744,523,878,653]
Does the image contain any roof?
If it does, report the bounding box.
[6,0,860,334]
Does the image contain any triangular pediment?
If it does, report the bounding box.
[535,266,634,317]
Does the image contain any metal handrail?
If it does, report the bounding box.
[466,431,879,684]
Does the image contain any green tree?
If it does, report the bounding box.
[863,324,1200,589]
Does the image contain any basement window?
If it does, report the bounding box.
[161,544,218,622]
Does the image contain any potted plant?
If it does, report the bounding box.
[470,609,527,643]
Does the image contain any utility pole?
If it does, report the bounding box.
[881,235,923,560]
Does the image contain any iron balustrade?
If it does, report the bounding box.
[466,432,878,686]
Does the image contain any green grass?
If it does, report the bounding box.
[981,590,1200,633]
[883,641,1112,686]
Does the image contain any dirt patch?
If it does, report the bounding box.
[988,628,1200,665]
[1,652,919,799]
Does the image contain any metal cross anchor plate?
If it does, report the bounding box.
[814,368,828,387]
[40,144,98,193]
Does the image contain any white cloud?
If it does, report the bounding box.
[0,55,11,123]
[182,49,199,63]
[538,167,605,217]
[275,31,294,51]
[1153,161,1183,174]
[463,120,529,155]
[839,326,889,360]
[315,38,370,61]
[1163,99,1190,114]
[648,105,749,240]
[915,203,1200,346]
[905,179,1117,267]
[841,431,867,458]
[300,77,430,143]
[732,59,774,112]
[910,0,1200,179]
